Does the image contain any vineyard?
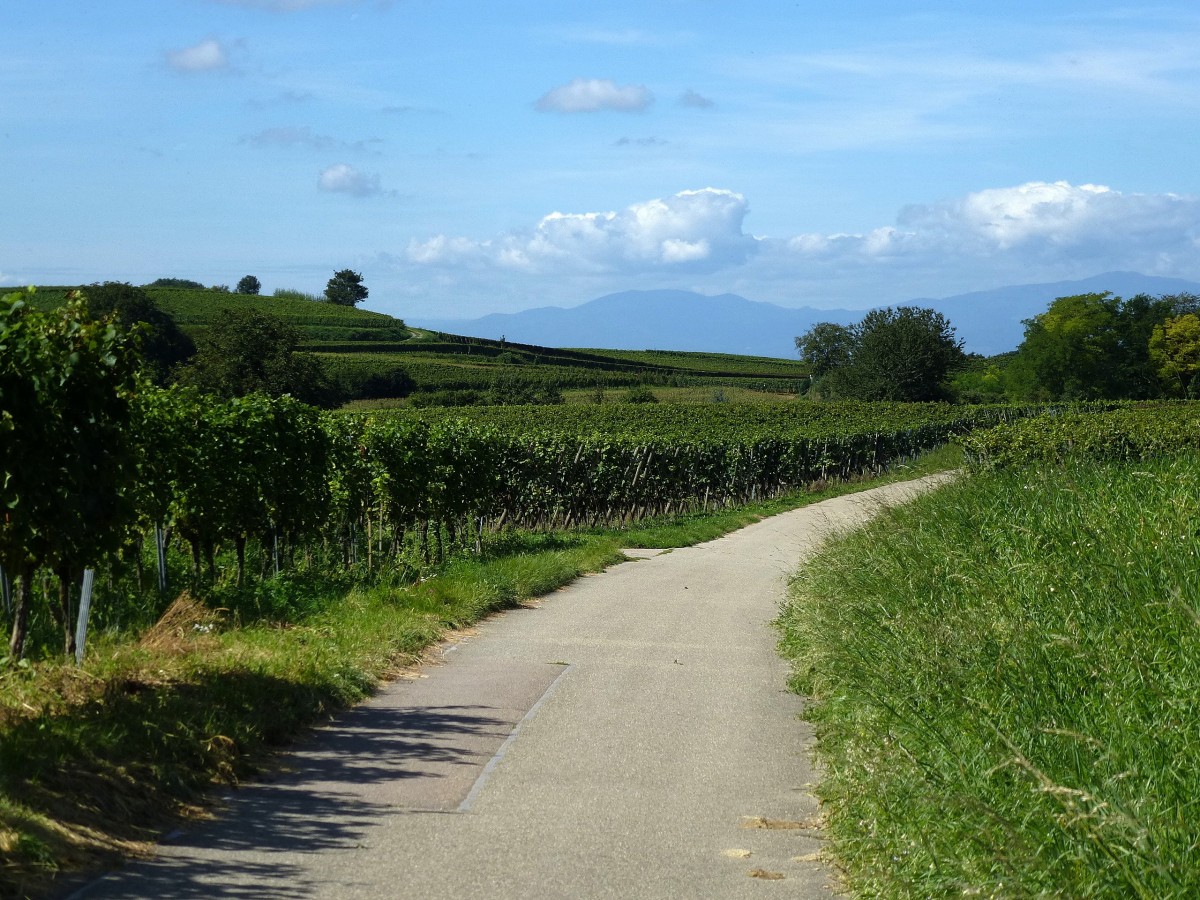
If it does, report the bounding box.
[23,285,813,403]
[2,378,1022,661]
[1,285,1028,662]
[962,401,1200,468]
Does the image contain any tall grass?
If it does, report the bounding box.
[779,454,1200,898]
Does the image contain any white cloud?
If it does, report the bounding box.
[536,78,653,113]
[166,39,229,73]
[395,182,1200,311]
[897,181,1200,256]
[318,163,384,197]
[407,188,755,274]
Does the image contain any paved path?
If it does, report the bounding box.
[71,475,952,900]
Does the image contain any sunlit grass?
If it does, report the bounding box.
[779,454,1200,898]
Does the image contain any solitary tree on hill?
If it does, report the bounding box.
[325,269,368,307]
[236,275,261,295]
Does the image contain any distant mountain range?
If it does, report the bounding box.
[415,271,1200,358]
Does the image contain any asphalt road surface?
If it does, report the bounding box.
[71,475,952,900]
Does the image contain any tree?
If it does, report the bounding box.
[325,269,368,307]
[1149,313,1200,397]
[145,277,205,289]
[796,307,964,401]
[236,275,262,295]
[175,308,343,408]
[82,282,195,384]
[796,322,854,379]
[1004,292,1190,400]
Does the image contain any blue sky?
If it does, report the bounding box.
[5,1,1200,322]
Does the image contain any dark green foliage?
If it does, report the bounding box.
[325,269,368,307]
[145,277,205,289]
[81,282,195,383]
[0,289,147,657]
[486,372,564,405]
[407,389,485,408]
[175,308,343,408]
[236,275,261,295]
[624,386,658,403]
[799,307,965,401]
[795,322,854,378]
[946,352,1010,403]
[1006,292,1200,400]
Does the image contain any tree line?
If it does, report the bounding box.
[796,292,1200,402]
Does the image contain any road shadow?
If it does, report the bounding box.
[56,698,512,898]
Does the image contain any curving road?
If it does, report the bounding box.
[70,474,952,900]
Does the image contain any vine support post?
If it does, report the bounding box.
[75,569,96,666]
[0,565,11,617]
[154,523,168,594]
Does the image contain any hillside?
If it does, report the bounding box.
[26,285,411,343]
[20,284,810,403]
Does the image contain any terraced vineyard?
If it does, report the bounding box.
[24,285,808,401]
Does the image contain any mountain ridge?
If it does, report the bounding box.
[414,272,1200,358]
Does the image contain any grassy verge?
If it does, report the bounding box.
[778,453,1200,898]
[0,445,958,898]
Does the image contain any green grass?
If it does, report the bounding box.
[23,285,411,345]
[778,453,1200,898]
[570,347,810,377]
[0,445,959,897]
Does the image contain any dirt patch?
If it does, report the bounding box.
[748,868,786,880]
[740,816,820,831]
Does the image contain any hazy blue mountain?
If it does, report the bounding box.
[415,272,1200,358]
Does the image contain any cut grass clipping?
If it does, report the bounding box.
[779,453,1200,898]
[0,446,958,897]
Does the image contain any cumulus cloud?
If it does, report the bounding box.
[536,78,653,113]
[679,89,715,109]
[166,38,230,73]
[318,163,385,197]
[408,188,755,274]
[896,181,1200,254]
[396,181,1200,310]
[764,181,1200,301]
